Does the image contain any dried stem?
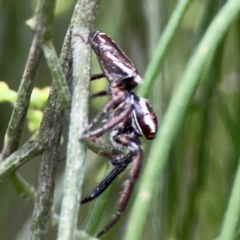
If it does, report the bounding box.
[29,0,72,239]
[57,0,100,239]
[0,35,42,161]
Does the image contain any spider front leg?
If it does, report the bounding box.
[80,90,127,136]
[81,104,132,140]
[81,146,137,204]
[89,73,109,98]
[90,73,105,81]
[90,90,108,99]
[80,101,133,140]
[81,164,128,204]
[96,135,143,238]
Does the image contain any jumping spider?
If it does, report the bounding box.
[80,31,158,238]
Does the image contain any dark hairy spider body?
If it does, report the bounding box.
[79,31,158,238]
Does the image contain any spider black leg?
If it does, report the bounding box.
[90,73,105,81]
[90,90,108,99]
[90,73,108,99]
[96,136,142,238]
[81,146,136,204]
[81,164,128,204]
[89,73,108,98]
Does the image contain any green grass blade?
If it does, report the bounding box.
[137,0,191,98]
[220,157,240,240]
[124,1,240,240]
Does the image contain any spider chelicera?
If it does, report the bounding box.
[79,31,158,238]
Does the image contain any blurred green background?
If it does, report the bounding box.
[1,0,240,239]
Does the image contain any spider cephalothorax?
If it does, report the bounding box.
[79,31,158,238]
[89,31,142,90]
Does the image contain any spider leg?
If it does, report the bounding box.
[80,104,133,140]
[90,73,105,81]
[90,90,108,99]
[96,136,142,238]
[89,73,108,98]
[81,91,126,134]
[81,164,127,204]
[81,147,136,204]
[110,152,133,166]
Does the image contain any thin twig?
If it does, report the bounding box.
[86,137,121,160]
[42,41,71,111]
[0,139,44,180]
[0,35,42,161]
[10,172,36,202]
[57,0,100,239]
[28,0,71,238]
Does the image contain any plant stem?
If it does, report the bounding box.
[220,157,240,240]
[10,172,36,202]
[28,0,73,239]
[179,1,225,238]
[0,139,43,180]
[0,35,42,161]
[83,164,113,235]
[137,0,191,98]
[42,42,71,111]
[57,1,100,240]
[124,1,240,240]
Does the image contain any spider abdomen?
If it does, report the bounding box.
[132,95,158,140]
